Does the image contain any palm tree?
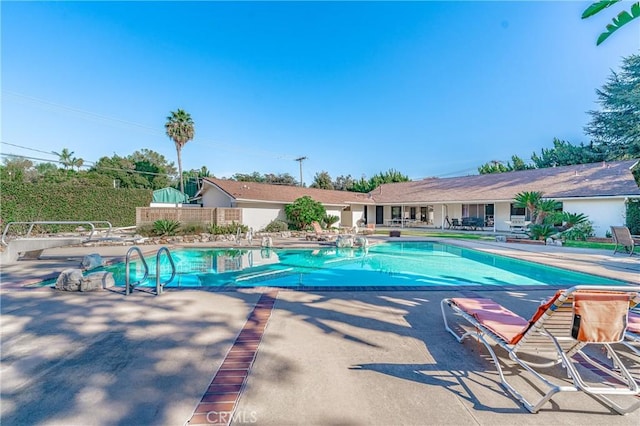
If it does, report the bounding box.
[535,199,561,225]
[53,148,75,170]
[165,109,195,193]
[582,0,640,45]
[513,191,543,223]
[70,157,84,172]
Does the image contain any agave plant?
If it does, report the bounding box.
[153,219,181,236]
[562,212,589,229]
[529,224,557,241]
[322,214,340,229]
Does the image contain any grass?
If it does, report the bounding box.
[373,229,494,240]
[373,229,618,251]
[561,240,616,250]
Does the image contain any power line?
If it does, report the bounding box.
[3,90,300,162]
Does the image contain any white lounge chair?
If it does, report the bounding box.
[441,285,640,414]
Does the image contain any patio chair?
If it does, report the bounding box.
[361,223,376,235]
[611,226,640,256]
[441,285,640,414]
[623,309,640,355]
[311,221,336,242]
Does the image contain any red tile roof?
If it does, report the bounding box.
[372,160,640,204]
[202,178,374,205]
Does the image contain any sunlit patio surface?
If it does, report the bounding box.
[1,238,639,425]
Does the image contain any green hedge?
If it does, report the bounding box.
[0,182,152,227]
[626,198,640,235]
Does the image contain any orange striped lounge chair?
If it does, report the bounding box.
[441,285,640,414]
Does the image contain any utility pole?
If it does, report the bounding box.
[294,156,307,187]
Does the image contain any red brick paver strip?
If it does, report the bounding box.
[187,291,277,425]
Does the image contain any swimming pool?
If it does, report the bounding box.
[104,241,625,289]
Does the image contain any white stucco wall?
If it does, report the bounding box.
[201,185,234,208]
[237,202,286,231]
[562,198,626,237]
[494,202,513,232]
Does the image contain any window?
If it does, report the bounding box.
[462,203,484,217]
[510,204,526,217]
[409,207,416,220]
[391,206,401,219]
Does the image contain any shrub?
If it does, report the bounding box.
[322,214,340,229]
[262,220,288,233]
[153,219,181,236]
[560,221,595,241]
[208,221,248,235]
[529,224,556,240]
[136,224,155,237]
[180,222,207,235]
[626,198,640,235]
[284,196,326,230]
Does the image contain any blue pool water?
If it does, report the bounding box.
[102,241,625,289]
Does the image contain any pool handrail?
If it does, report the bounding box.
[125,246,149,295]
[1,220,113,246]
[156,246,176,295]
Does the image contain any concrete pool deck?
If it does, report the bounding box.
[1,237,639,425]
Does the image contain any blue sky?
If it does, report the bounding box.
[1,1,638,184]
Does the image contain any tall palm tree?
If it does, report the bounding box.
[165,109,195,193]
[53,148,75,170]
[70,157,84,172]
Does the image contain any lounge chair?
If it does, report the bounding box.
[623,309,640,355]
[441,285,640,414]
[310,221,336,242]
[362,223,376,235]
[611,225,640,256]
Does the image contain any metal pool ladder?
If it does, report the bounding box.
[125,246,176,295]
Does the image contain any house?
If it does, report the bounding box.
[369,159,640,237]
[198,178,374,231]
[198,160,640,237]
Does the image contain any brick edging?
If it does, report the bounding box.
[186,291,277,425]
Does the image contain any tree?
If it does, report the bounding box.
[513,191,543,223]
[89,154,149,188]
[0,157,35,182]
[233,172,266,183]
[478,160,512,174]
[350,169,410,193]
[53,148,75,170]
[530,138,606,168]
[334,174,355,191]
[584,54,640,159]
[310,171,334,190]
[284,196,326,230]
[129,149,176,189]
[535,199,562,225]
[264,173,298,186]
[70,157,84,171]
[165,109,195,194]
[582,0,640,45]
